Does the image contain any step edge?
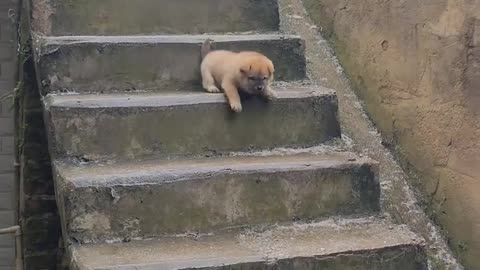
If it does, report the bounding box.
[36,34,303,47]
[44,87,337,109]
[54,152,378,188]
[81,244,425,270]
[68,218,425,270]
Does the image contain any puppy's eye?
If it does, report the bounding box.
[248,77,255,81]
[262,77,268,80]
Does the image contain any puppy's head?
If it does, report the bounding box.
[239,54,274,95]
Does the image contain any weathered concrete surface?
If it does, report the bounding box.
[274,0,462,268]
[54,152,379,243]
[31,0,279,35]
[69,218,427,270]
[300,0,480,268]
[43,89,341,161]
[34,35,306,94]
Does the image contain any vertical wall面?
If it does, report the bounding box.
[0,0,18,268]
[302,0,480,268]
[15,0,62,268]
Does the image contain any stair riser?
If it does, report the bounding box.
[71,246,427,270]
[45,92,340,160]
[56,163,380,243]
[32,0,279,36]
[270,247,427,270]
[37,37,306,94]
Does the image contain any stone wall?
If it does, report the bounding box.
[302,0,480,268]
[0,0,18,268]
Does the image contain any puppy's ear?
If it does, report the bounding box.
[267,60,275,76]
[240,64,252,75]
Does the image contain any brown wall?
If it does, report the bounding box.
[303,0,480,268]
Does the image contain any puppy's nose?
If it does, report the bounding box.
[256,86,264,91]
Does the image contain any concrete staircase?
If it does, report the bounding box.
[31,0,428,269]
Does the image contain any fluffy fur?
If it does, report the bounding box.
[200,39,277,112]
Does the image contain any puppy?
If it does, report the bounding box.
[200,39,277,112]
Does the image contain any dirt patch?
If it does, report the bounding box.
[31,0,54,35]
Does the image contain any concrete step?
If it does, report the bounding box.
[44,88,341,161]
[32,0,280,36]
[35,35,306,94]
[54,152,380,243]
[69,217,427,270]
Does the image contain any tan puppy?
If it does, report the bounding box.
[200,39,277,112]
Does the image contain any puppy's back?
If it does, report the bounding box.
[201,50,239,79]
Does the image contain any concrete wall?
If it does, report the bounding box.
[16,1,62,268]
[302,0,480,268]
[0,0,17,269]
[0,0,61,268]
[17,58,61,269]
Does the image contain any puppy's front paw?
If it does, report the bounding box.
[229,101,243,112]
[264,90,278,100]
[205,86,221,93]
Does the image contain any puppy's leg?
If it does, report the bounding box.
[221,80,242,112]
[201,67,221,93]
[261,85,278,100]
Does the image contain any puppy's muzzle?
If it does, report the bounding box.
[256,86,265,91]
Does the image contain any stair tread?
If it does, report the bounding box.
[44,86,340,160]
[36,34,306,94]
[45,87,334,109]
[41,34,299,46]
[32,0,280,36]
[55,151,380,242]
[55,151,374,188]
[70,217,423,270]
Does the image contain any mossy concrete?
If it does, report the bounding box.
[31,0,279,35]
[44,89,340,161]
[35,35,306,94]
[53,153,379,243]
